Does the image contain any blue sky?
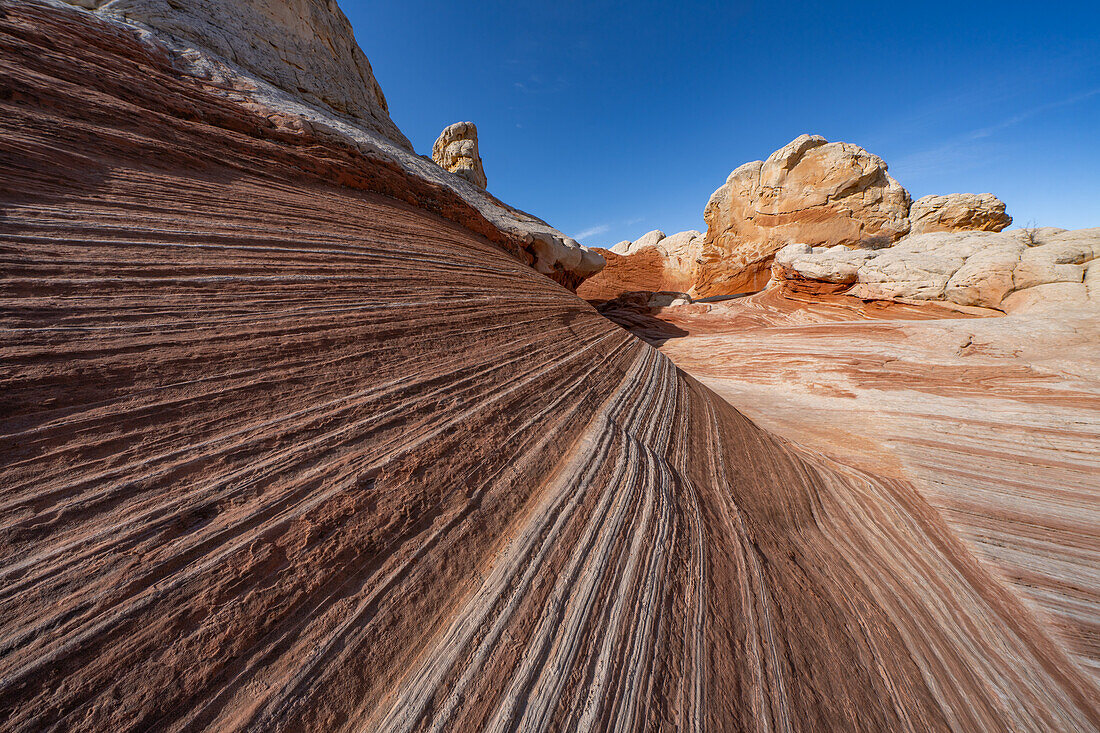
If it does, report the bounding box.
[348,1,1100,246]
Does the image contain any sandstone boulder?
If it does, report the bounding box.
[656,230,705,290]
[695,134,912,297]
[432,121,487,189]
[774,243,875,284]
[943,241,1023,307]
[908,193,1012,235]
[611,229,666,256]
[773,227,1100,312]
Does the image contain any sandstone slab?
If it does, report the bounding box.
[909,193,1012,235]
[644,288,1100,682]
[3,4,1099,731]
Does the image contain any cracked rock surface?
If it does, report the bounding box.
[774,227,1100,311]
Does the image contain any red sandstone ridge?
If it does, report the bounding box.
[2,2,1099,731]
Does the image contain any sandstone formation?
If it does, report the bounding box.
[58,0,602,285]
[614,287,1100,682]
[432,121,487,189]
[610,228,667,255]
[66,0,413,148]
[581,229,703,300]
[774,227,1100,311]
[575,248,672,300]
[909,193,1013,234]
[3,2,1100,731]
[695,134,912,296]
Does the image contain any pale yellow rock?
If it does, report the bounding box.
[908,193,1012,235]
[1085,261,1100,302]
[1014,245,1086,290]
[612,230,666,256]
[944,245,1022,307]
[655,230,704,284]
[432,122,487,189]
[774,242,873,284]
[1001,282,1091,313]
[776,228,1100,311]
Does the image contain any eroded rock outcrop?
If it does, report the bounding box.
[66,0,413,148]
[432,121,487,189]
[3,3,1099,731]
[695,134,912,296]
[58,0,601,286]
[628,287,1100,682]
[909,193,1012,234]
[774,227,1100,312]
[581,229,704,299]
[610,229,666,255]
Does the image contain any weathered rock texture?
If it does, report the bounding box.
[696,134,912,296]
[58,0,602,285]
[622,288,1100,681]
[909,193,1012,235]
[3,3,1099,731]
[581,229,704,300]
[432,121,487,188]
[774,227,1100,311]
[66,0,413,148]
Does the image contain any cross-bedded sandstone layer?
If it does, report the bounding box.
[637,289,1100,682]
[2,3,1098,731]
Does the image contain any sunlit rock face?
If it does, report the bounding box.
[909,192,1012,235]
[1,3,1098,732]
[63,0,414,148]
[612,285,1100,683]
[695,134,913,297]
[432,121,488,189]
[583,229,704,300]
[773,227,1100,311]
[59,0,602,287]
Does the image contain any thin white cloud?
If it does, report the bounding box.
[575,223,612,239]
[968,88,1100,140]
[893,88,1100,179]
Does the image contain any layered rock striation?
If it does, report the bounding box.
[909,193,1013,235]
[67,0,413,147]
[2,2,1098,731]
[55,0,602,286]
[633,287,1100,681]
